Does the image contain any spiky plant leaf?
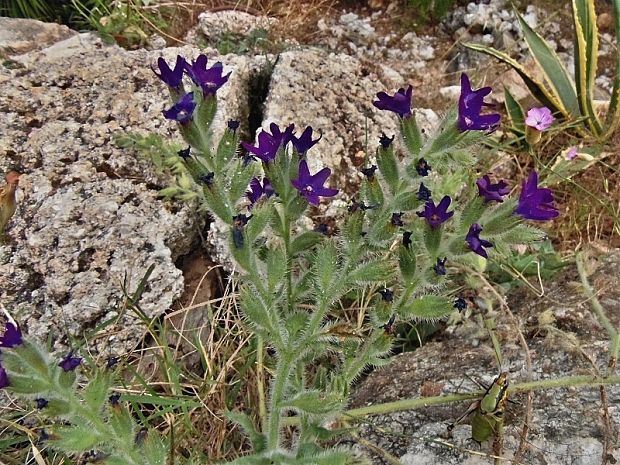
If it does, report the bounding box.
[51,426,102,452]
[376,144,399,194]
[401,113,423,156]
[399,295,455,320]
[226,411,266,453]
[572,0,602,134]
[347,259,394,285]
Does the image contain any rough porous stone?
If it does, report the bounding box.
[0,19,260,353]
[349,250,620,464]
[263,48,438,202]
[186,10,278,47]
[0,17,76,56]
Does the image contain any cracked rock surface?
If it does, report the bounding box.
[0,23,257,353]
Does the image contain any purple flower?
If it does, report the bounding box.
[525,107,555,131]
[228,120,240,131]
[373,86,413,118]
[291,126,321,154]
[0,367,8,389]
[466,223,493,258]
[0,322,22,348]
[416,196,454,229]
[476,175,510,203]
[246,177,274,207]
[241,123,294,162]
[417,183,432,201]
[458,73,501,132]
[184,55,231,96]
[153,55,186,89]
[379,133,395,149]
[163,92,196,125]
[515,171,559,221]
[291,160,339,206]
[58,352,81,372]
[565,147,578,161]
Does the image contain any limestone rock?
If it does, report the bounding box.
[262,48,438,209]
[0,19,257,353]
[0,17,75,56]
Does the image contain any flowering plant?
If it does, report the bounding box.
[0,56,559,464]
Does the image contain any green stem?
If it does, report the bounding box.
[575,252,619,365]
[256,335,267,433]
[281,374,620,427]
[267,354,293,449]
[283,208,293,312]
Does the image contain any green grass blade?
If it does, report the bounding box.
[573,0,603,135]
[517,12,581,118]
[604,0,620,137]
[463,42,567,116]
[503,87,525,133]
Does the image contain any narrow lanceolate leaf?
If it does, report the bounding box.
[603,0,620,137]
[504,87,525,133]
[347,260,394,284]
[573,0,602,135]
[400,295,455,320]
[401,114,423,156]
[226,411,266,453]
[314,242,338,293]
[51,426,102,452]
[516,12,580,118]
[290,231,324,256]
[463,42,566,116]
[278,390,343,416]
[376,145,399,194]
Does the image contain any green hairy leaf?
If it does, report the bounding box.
[51,425,102,452]
[400,295,455,320]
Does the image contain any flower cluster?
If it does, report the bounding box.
[155,54,231,125]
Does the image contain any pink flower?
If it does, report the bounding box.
[525,107,555,131]
[565,147,578,161]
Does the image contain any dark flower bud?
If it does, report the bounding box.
[348,201,374,213]
[314,223,329,235]
[361,165,377,180]
[233,214,251,227]
[381,314,397,335]
[454,297,468,311]
[227,119,240,131]
[59,352,81,372]
[379,132,395,149]
[379,288,394,302]
[402,231,413,247]
[106,356,119,369]
[434,257,447,275]
[177,147,191,160]
[417,183,432,201]
[35,398,48,409]
[109,393,121,407]
[416,158,431,176]
[198,172,215,186]
[391,212,404,227]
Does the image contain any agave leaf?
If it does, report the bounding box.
[573,0,603,135]
[503,87,525,133]
[516,12,581,118]
[603,0,620,138]
[463,42,565,115]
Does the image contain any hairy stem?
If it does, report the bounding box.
[267,354,293,449]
